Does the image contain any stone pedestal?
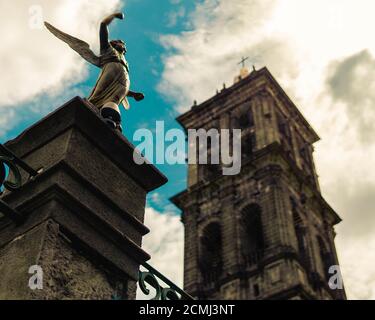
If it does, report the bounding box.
[0,97,167,300]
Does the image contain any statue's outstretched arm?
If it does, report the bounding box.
[100,12,124,53]
[128,91,145,102]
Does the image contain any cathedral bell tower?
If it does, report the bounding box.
[171,67,346,300]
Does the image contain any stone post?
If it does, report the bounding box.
[0,97,167,300]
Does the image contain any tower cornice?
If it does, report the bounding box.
[176,67,320,144]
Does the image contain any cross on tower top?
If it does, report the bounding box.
[238,56,249,69]
[234,56,251,83]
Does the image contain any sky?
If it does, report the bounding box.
[1,0,375,300]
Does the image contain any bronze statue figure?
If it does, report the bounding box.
[45,12,144,131]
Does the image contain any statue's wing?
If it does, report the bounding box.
[45,22,100,67]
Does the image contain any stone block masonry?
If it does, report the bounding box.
[0,97,167,300]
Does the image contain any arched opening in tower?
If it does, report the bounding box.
[240,203,264,265]
[199,222,223,283]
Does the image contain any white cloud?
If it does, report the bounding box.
[158,0,279,112]
[0,0,122,137]
[158,0,375,299]
[337,234,375,300]
[167,6,186,28]
[137,206,184,299]
[0,109,16,139]
[149,192,163,206]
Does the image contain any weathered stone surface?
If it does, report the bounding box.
[0,221,44,300]
[33,220,128,300]
[0,97,167,299]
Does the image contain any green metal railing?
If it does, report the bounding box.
[139,262,194,300]
[0,143,40,224]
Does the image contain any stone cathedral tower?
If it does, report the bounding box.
[171,67,346,300]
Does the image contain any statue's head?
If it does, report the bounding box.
[110,40,127,54]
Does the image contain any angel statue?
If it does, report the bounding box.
[45,12,145,132]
